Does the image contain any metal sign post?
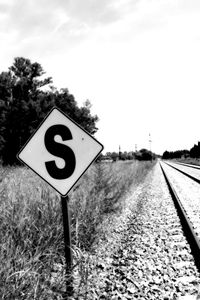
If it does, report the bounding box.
[61,195,73,295]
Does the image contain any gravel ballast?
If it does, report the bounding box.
[75,162,200,299]
[167,162,200,180]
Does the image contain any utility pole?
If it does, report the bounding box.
[149,133,153,162]
[119,145,121,160]
[149,134,152,152]
[135,144,137,152]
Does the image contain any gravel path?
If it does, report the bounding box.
[75,162,200,300]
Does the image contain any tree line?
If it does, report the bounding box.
[100,148,156,162]
[162,142,200,159]
[0,57,98,165]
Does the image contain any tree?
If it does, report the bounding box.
[135,149,154,161]
[190,142,200,158]
[106,152,119,161]
[0,57,99,165]
[162,151,170,159]
[162,149,190,159]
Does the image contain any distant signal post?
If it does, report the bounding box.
[17,107,103,296]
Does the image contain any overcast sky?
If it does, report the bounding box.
[1,0,200,155]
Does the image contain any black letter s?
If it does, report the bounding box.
[44,125,76,179]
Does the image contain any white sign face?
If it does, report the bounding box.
[17,107,104,196]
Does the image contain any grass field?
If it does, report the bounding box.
[0,160,156,299]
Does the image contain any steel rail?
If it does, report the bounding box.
[163,161,200,184]
[173,161,200,170]
[160,162,200,272]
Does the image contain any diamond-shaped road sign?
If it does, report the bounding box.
[17,107,104,196]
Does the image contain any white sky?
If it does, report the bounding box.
[1,0,200,155]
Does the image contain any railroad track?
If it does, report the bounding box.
[163,161,200,184]
[173,161,200,170]
[160,161,200,272]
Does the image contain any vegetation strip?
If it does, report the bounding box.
[164,161,200,184]
[160,162,200,273]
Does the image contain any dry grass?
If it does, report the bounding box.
[0,160,155,299]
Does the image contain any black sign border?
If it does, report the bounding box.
[17,106,104,197]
